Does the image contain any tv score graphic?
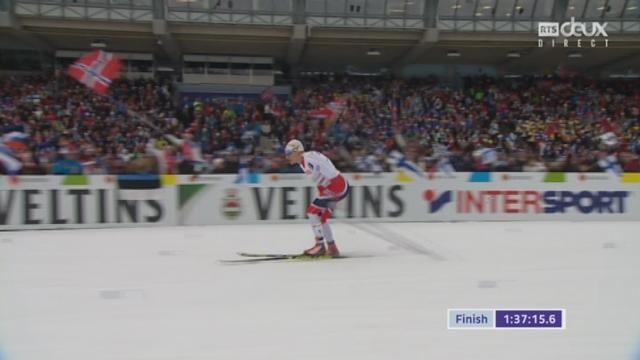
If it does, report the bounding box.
[448,309,565,330]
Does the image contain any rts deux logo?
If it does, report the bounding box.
[538,17,609,48]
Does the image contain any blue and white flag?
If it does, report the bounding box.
[234,156,260,184]
[388,150,424,178]
[473,147,498,165]
[438,157,455,177]
[0,144,22,174]
[434,145,455,177]
[598,154,623,177]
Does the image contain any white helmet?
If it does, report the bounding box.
[285,139,304,155]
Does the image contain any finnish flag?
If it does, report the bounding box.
[388,150,424,178]
[598,154,623,177]
[474,147,498,165]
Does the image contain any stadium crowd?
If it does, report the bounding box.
[1,73,639,175]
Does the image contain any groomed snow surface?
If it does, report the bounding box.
[1,222,639,360]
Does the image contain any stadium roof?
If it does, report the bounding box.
[439,0,640,20]
[0,0,638,75]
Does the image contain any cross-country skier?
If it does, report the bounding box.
[284,139,350,257]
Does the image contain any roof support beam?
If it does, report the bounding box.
[287,0,307,68]
[472,0,480,20]
[287,24,307,67]
[581,0,591,18]
[389,0,440,71]
[0,0,15,28]
[391,27,439,73]
[0,0,13,12]
[292,0,306,24]
[152,0,181,67]
[620,0,630,17]
[531,0,539,19]
[601,0,610,18]
[152,0,166,20]
[152,20,182,67]
[552,0,569,21]
[425,0,438,28]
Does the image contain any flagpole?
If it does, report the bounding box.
[125,108,163,133]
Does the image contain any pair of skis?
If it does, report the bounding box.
[220,252,346,264]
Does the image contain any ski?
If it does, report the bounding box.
[239,252,348,260]
[219,256,290,264]
[220,253,347,264]
[238,252,303,258]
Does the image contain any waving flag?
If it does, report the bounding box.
[387,150,424,179]
[600,131,618,147]
[1,131,28,150]
[434,145,455,177]
[0,134,24,174]
[308,99,347,119]
[598,153,623,177]
[308,108,336,119]
[328,98,347,113]
[473,147,498,165]
[68,50,122,95]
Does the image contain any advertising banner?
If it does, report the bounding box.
[2,171,639,230]
[0,175,177,230]
[178,171,640,225]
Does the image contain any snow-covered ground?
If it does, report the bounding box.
[1,222,639,360]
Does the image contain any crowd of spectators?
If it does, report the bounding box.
[1,73,639,175]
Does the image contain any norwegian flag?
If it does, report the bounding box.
[68,50,122,95]
[308,99,346,119]
[308,107,335,119]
